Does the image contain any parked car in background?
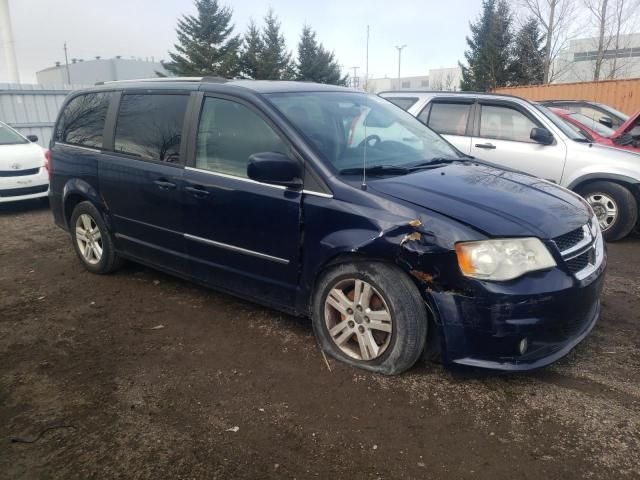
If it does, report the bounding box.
[540,100,629,130]
[380,91,640,241]
[49,78,604,375]
[550,107,640,153]
[0,121,50,203]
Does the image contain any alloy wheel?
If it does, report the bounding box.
[75,214,103,265]
[324,278,393,361]
[586,193,618,232]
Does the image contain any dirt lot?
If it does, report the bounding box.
[0,200,639,480]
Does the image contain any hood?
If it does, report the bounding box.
[612,110,640,143]
[0,142,45,170]
[368,163,590,238]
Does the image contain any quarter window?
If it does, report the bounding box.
[195,97,289,178]
[385,97,419,110]
[114,94,189,163]
[426,102,471,135]
[56,93,110,148]
[479,105,538,143]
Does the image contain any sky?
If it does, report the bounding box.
[0,0,484,84]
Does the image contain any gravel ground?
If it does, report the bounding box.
[1,200,639,479]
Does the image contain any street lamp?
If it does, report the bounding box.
[395,44,407,90]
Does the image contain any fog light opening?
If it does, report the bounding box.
[519,338,529,356]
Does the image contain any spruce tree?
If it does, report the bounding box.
[239,20,264,79]
[460,0,514,91]
[165,0,241,77]
[511,18,545,86]
[296,26,348,85]
[259,9,293,80]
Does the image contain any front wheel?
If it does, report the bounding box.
[577,181,637,241]
[312,262,427,375]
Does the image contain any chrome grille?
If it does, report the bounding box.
[555,217,603,280]
[553,227,585,252]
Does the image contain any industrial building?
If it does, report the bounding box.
[553,33,640,83]
[365,67,462,93]
[36,57,169,86]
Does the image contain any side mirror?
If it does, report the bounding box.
[247,152,303,189]
[599,116,613,128]
[530,127,554,145]
[27,134,38,142]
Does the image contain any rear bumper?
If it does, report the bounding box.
[0,168,49,203]
[430,253,606,371]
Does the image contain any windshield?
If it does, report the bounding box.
[0,123,28,145]
[599,103,629,122]
[533,104,588,142]
[569,112,616,137]
[266,91,462,174]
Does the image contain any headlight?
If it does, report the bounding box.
[455,238,556,281]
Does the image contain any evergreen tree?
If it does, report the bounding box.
[296,26,348,85]
[239,20,264,79]
[511,18,545,86]
[259,9,292,80]
[459,0,514,91]
[165,0,241,77]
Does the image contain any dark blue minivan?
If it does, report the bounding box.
[49,78,606,374]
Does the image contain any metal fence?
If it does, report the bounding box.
[492,78,640,115]
[0,83,86,147]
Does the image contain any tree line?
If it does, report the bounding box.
[461,0,640,91]
[163,0,347,85]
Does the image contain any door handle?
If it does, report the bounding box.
[154,179,177,190]
[475,143,496,150]
[185,185,210,197]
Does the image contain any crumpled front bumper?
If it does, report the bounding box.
[428,254,606,371]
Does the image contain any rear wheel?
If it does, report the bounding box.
[70,201,122,274]
[312,262,427,375]
[577,181,637,241]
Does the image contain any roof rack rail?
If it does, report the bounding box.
[202,76,230,83]
[95,76,203,85]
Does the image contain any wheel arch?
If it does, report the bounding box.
[62,179,105,228]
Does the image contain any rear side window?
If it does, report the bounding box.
[385,97,418,110]
[56,93,110,148]
[427,102,471,135]
[195,97,288,178]
[114,94,189,164]
[479,104,538,143]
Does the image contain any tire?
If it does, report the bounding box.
[70,201,123,274]
[577,181,637,242]
[311,261,427,375]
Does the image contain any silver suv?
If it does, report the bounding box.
[380,91,640,241]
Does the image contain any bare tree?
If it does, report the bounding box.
[608,0,640,78]
[518,0,577,83]
[584,0,609,80]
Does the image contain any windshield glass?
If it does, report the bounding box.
[533,104,588,141]
[599,104,629,122]
[569,112,616,137]
[266,91,462,174]
[0,123,28,145]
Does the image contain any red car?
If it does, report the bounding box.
[550,107,640,154]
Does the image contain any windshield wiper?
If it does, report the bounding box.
[404,157,460,171]
[340,165,410,176]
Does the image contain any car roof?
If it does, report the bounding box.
[77,77,356,95]
[549,107,573,115]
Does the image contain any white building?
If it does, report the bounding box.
[365,67,461,93]
[553,33,640,83]
[36,57,169,86]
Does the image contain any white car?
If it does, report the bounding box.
[380,91,640,241]
[0,121,49,203]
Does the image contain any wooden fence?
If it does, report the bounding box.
[492,78,640,115]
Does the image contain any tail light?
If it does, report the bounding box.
[44,149,51,180]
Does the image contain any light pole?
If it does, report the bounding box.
[0,0,20,83]
[395,44,406,90]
